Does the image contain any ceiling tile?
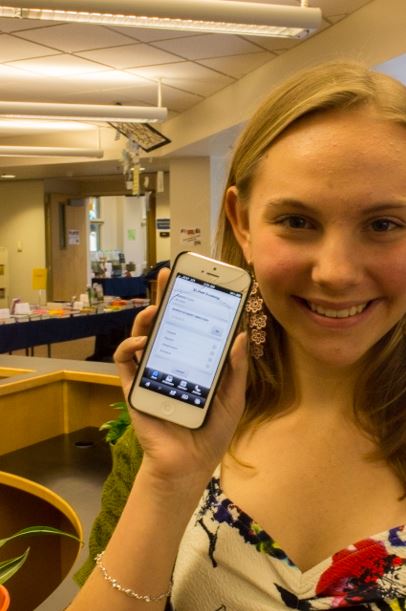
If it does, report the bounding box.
[243,35,301,53]
[0,16,58,32]
[199,52,273,79]
[153,34,262,60]
[130,61,234,96]
[0,33,58,62]
[0,73,96,100]
[156,85,203,112]
[55,81,158,105]
[108,26,194,43]
[16,23,136,52]
[78,43,180,69]
[5,53,108,76]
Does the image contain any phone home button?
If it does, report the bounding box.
[161,400,174,416]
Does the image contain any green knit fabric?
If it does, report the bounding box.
[74,425,143,586]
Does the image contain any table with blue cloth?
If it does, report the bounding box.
[0,306,143,360]
[91,277,147,299]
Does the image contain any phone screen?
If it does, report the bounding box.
[138,273,243,409]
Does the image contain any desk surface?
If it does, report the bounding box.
[0,307,141,354]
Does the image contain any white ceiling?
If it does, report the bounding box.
[0,0,401,181]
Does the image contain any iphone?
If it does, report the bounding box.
[128,251,251,428]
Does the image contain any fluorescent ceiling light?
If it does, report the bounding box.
[0,101,167,123]
[0,146,103,157]
[0,119,95,131]
[0,1,322,38]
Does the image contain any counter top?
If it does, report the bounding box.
[0,354,119,395]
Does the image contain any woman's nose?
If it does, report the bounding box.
[311,235,362,291]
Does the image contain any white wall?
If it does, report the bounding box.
[155,172,170,262]
[169,157,212,262]
[0,181,45,304]
[100,195,120,252]
[123,196,147,275]
[98,195,147,275]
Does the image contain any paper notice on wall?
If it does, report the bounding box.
[32,268,47,290]
[128,229,136,241]
[68,229,80,245]
[180,227,201,246]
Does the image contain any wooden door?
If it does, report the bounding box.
[46,194,88,301]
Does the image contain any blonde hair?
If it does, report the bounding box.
[215,61,406,488]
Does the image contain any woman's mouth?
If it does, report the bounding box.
[307,301,369,319]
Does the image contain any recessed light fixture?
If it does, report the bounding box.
[0,174,17,179]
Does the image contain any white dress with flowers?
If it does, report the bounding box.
[168,468,406,611]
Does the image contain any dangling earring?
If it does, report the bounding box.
[246,278,267,359]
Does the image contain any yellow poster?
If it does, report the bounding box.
[32,268,47,290]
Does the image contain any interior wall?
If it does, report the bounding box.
[169,157,212,261]
[155,173,170,262]
[96,195,147,275]
[123,195,147,275]
[99,195,120,252]
[0,180,45,305]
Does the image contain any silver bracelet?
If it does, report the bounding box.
[95,551,173,603]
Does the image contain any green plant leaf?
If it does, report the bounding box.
[0,549,30,585]
[0,525,80,549]
[99,401,131,445]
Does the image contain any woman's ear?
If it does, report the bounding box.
[224,186,252,262]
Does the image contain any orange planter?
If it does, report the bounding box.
[0,585,10,611]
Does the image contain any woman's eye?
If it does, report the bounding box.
[370,218,401,232]
[278,215,312,229]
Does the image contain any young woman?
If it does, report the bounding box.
[70,61,406,610]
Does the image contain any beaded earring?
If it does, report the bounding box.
[245,279,267,359]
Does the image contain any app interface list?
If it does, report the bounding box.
[140,273,242,408]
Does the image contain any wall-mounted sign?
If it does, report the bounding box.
[32,268,47,290]
[68,229,80,245]
[180,227,201,246]
[156,218,170,230]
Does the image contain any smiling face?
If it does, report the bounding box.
[226,107,406,370]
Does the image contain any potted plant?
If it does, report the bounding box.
[0,525,80,611]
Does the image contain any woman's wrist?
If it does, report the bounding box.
[135,458,212,509]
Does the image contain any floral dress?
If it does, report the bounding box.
[169,468,406,610]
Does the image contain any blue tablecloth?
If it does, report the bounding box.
[92,277,147,298]
[0,307,142,354]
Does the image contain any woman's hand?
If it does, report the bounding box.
[114,267,248,488]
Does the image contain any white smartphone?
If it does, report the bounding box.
[128,251,251,429]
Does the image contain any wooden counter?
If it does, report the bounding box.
[0,355,124,455]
